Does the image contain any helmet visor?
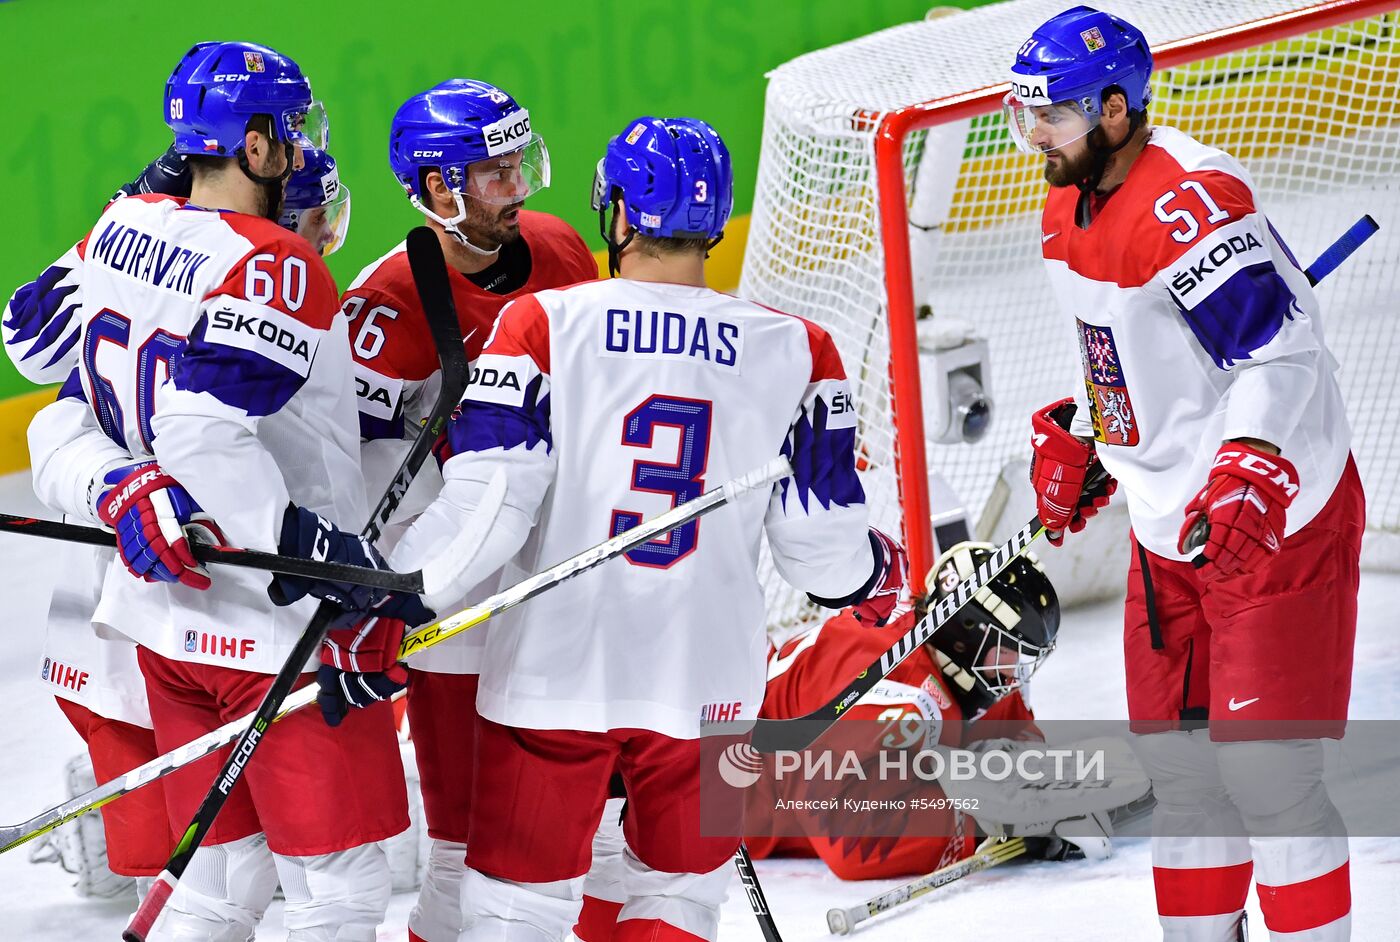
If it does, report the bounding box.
[283,99,329,151]
[1002,93,1098,156]
[590,157,610,213]
[286,183,351,256]
[464,134,550,206]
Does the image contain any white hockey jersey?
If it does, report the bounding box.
[28,194,365,674]
[1041,126,1351,560]
[6,242,148,725]
[391,278,879,739]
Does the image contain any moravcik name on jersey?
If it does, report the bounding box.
[89,220,212,295]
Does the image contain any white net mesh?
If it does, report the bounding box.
[744,1,1400,634]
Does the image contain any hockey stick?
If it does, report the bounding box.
[0,457,792,861]
[0,512,423,592]
[735,842,784,942]
[123,227,468,942]
[1305,214,1378,287]
[825,836,1027,935]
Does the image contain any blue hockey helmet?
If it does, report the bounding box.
[388,79,550,249]
[592,116,733,240]
[591,116,733,276]
[1003,7,1153,155]
[279,148,351,256]
[164,41,325,158]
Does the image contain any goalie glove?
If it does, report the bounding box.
[986,809,1114,862]
[937,735,1149,862]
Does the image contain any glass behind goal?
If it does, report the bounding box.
[742,0,1400,636]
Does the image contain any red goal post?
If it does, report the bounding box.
[744,0,1400,631]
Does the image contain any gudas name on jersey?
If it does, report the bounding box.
[88,220,211,295]
[603,308,742,369]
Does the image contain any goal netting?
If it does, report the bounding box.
[744,0,1400,633]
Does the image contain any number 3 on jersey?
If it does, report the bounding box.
[610,395,712,568]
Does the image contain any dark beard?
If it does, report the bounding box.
[462,201,525,251]
[258,179,286,222]
[1043,145,1100,188]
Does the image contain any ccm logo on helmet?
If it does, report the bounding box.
[482,109,531,157]
[412,149,444,158]
[212,74,252,82]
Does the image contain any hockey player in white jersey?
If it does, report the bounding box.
[4,140,358,906]
[349,116,907,942]
[1006,8,1361,940]
[23,41,416,940]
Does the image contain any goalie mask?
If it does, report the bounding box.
[926,542,1059,715]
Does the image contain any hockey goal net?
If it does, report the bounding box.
[745,0,1400,633]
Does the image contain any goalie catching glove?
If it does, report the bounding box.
[1029,399,1116,545]
[97,460,225,590]
[936,736,1150,862]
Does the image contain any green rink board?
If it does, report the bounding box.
[0,0,993,400]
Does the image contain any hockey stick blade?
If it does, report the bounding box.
[123,227,469,942]
[825,837,1028,934]
[5,458,791,863]
[0,513,423,592]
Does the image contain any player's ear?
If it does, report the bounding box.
[612,197,630,243]
[1101,89,1130,137]
[424,170,450,214]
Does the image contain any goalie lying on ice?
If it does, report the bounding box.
[743,543,1148,880]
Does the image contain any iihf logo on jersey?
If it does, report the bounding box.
[41,657,50,681]
[185,629,198,653]
[1077,319,1138,446]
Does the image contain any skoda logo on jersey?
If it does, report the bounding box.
[716,742,765,789]
[1169,231,1265,297]
[185,629,198,653]
[482,109,531,157]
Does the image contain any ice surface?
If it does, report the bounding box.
[0,470,1394,940]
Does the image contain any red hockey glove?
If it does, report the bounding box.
[97,461,225,590]
[1030,399,1116,546]
[851,528,909,627]
[1179,442,1298,576]
[317,607,414,727]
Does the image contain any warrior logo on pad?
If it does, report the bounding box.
[1078,320,1138,446]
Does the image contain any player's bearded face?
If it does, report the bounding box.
[462,191,524,250]
[1041,131,1099,188]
